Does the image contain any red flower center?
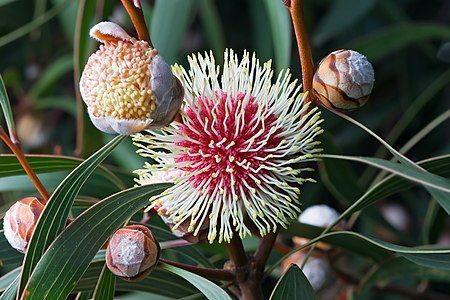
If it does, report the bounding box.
[175,90,282,196]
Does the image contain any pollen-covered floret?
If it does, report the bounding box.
[80,22,183,135]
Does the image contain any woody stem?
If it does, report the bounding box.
[287,0,314,103]
[159,259,234,281]
[121,0,152,45]
[0,126,50,202]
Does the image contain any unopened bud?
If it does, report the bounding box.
[80,22,184,135]
[106,225,160,280]
[3,197,44,253]
[313,49,374,111]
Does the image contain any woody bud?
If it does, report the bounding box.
[106,225,160,280]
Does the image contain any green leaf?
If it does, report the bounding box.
[317,154,450,196]
[0,154,124,188]
[92,265,115,300]
[0,268,20,292]
[313,0,375,46]
[349,155,450,214]
[359,257,450,296]
[0,74,17,142]
[75,255,197,298]
[334,111,450,213]
[262,0,292,72]
[23,183,170,300]
[270,264,316,300]
[422,199,446,245]
[29,55,73,98]
[281,229,450,270]
[0,231,23,272]
[0,0,17,8]
[0,276,17,300]
[285,223,389,262]
[160,262,232,300]
[198,0,225,57]
[0,0,71,48]
[34,96,77,116]
[18,135,126,296]
[150,0,195,64]
[348,23,450,62]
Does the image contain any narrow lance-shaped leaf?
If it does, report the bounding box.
[334,112,450,213]
[23,183,170,300]
[160,263,232,300]
[262,0,291,72]
[0,154,125,188]
[92,265,115,300]
[0,74,17,142]
[276,229,450,273]
[18,135,126,296]
[317,154,450,194]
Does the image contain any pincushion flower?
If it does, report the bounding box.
[80,22,183,135]
[133,50,323,243]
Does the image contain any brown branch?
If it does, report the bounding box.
[287,0,314,103]
[0,127,50,202]
[120,0,151,45]
[225,235,248,268]
[159,258,234,281]
[225,236,263,300]
[254,232,277,266]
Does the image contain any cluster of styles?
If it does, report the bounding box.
[3,16,374,283]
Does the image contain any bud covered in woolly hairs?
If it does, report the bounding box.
[106,225,160,281]
[3,197,45,253]
[80,22,184,135]
[313,49,374,111]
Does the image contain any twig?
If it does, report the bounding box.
[120,0,151,45]
[159,258,234,281]
[286,0,314,102]
[0,127,50,202]
[225,236,263,300]
[254,232,277,266]
[160,239,193,249]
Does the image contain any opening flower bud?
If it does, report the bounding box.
[313,49,374,111]
[106,225,160,280]
[80,22,184,135]
[3,197,45,253]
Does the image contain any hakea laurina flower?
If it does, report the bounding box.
[133,50,323,243]
[80,22,183,135]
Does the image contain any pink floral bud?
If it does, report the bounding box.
[106,225,160,280]
[3,197,45,253]
[80,22,184,135]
